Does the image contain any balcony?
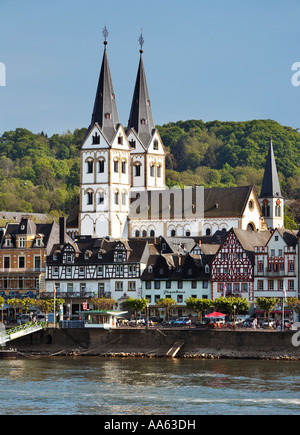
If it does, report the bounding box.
[41,291,99,299]
[0,268,45,274]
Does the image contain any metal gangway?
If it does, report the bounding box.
[0,322,45,346]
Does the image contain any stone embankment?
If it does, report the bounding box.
[10,327,300,360]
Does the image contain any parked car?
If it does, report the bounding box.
[116,317,130,326]
[262,320,275,328]
[242,317,255,327]
[129,318,145,326]
[20,314,30,324]
[173,317,191,326]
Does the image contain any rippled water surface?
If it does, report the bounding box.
[0,357,300,415]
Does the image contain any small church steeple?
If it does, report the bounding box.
[259,138,284,229]
[89,27,120,144]
[127,31,155,149]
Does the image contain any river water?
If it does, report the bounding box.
[0,357,299,415]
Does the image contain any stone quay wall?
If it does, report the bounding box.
[10,327,300,360]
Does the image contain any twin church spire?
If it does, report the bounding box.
[90,28,155,147]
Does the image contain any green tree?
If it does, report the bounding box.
[156,298,177,322]
[185,297,212,322]
[214,297,250,317]
[0,296,4,323]
[255,297,280,327]
[125,298,149,325]
[35,299,54,326]
[21,298,35,314]
[91,297,117,311]
[7,299,23,322]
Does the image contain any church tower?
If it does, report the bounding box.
[79,28,131,238]
[259,138,284,229]
[127,32,166,192]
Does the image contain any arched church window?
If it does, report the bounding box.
[149,230,155,237]
[114,191,119,205]
[114,160,119,173]
[275,205,281,217]
[157,164,162,178]
[153,140,159,150]
[98,159,105,173]
[98,191,104,204]
[134,164,141,177]
[135,230,140,238]
[118,135,123,145]
[92,132,100,145]
[206,228,211,236]
[87,160,93,174]
[87,192,93,205]
[171,229,176,237]
[121,161,126,174]
[129,140,136,149]
[247,222,255,231]
[150,164,155,177]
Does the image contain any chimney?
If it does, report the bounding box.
[59,217,66,245]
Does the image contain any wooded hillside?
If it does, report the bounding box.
[0,119,299,225]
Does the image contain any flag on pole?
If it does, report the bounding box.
[283,281,287,301]
[223,283,226,298]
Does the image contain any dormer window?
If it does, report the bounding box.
[5,239,10,248]
[129,140,136,149]
[153,140,159,150]
[18,237,25,248]
[118,135,123,145]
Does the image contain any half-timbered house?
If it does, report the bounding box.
[210,228,270,302]
[46,236,151,318]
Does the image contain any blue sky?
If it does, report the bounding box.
[1,0,300,136]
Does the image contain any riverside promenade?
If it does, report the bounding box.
[9,326,300,360]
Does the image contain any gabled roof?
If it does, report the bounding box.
[273,228,298,247]
[88,42,120,144]
[127,50,155,149]
[232,228,270,264]
[204,186,254,218]
[259,139,282,198]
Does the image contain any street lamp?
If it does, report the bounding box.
[233,304,237,329]
[146,304,149,330]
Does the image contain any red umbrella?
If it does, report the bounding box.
[205,312,226,318]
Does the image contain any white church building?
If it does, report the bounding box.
[68,29,284,240]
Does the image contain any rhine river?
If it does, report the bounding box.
[0,357,300,415]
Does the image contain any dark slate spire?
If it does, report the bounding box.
[90,27,120,143]
[127,32,155,148]
[260,138,282,198]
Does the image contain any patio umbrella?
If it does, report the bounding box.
[205,312,226,318]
